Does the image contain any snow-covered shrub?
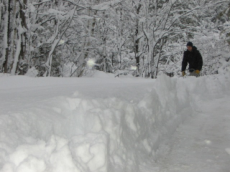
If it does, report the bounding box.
[61,62,77,77]
[25,67,38,77]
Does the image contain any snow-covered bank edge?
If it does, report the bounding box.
[0,74,229,172]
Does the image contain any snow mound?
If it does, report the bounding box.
[88,70,115,78]
[25,67,38,77]
[0,74,229,172]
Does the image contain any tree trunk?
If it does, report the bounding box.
[11,30,22,75]
[9,0,17,71]
[2,0,11,73]
[134,4,141,76]
[11,0,28,75]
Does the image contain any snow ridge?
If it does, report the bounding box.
[0,74,229,172]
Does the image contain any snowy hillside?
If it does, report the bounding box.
[0,73,230,172]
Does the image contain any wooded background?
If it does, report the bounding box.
[0,0,230,78]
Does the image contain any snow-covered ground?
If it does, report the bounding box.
[0,72,230,172]
[157,96,230,172]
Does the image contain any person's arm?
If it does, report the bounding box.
[196,51,203,71]
[182,52,187,72]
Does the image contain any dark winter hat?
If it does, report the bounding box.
[187,42,193,47]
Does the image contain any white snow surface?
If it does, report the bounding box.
[0,73,230,172]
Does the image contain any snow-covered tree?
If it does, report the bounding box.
[0,0,229,77]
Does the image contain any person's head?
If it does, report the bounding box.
[186,42,193,51]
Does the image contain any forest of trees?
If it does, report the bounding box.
[0,0,230,78]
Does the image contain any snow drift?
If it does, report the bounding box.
[0,74,229,172]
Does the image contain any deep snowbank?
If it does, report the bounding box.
[0,74,229,172]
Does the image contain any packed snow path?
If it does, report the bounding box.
[157,96,230,172]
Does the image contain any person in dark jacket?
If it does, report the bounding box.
[182,42,203,77]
